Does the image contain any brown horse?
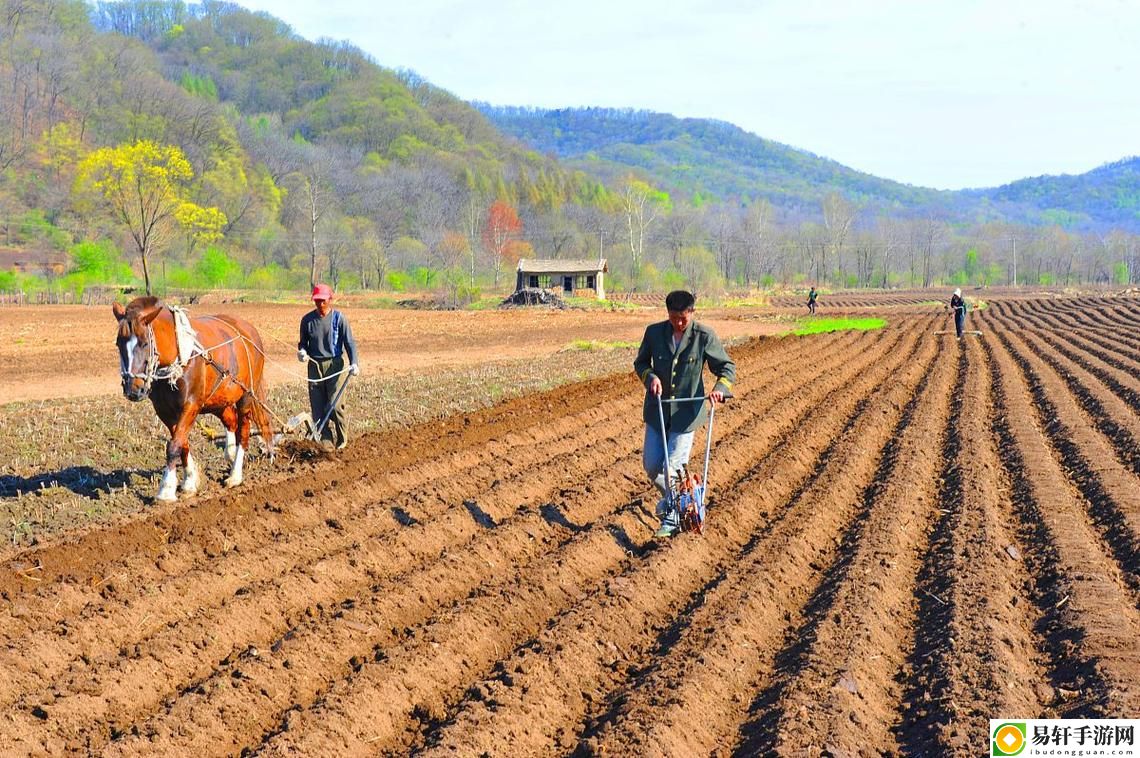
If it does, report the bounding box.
[112,296,274,501]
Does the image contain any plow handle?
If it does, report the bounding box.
[312,373,353,442]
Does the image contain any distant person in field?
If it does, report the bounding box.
[807,286,818,315]
[949,288,967,339]
[298,283,359,449]
[634,290,736,538]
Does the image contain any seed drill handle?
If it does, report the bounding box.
[656,392,731,507]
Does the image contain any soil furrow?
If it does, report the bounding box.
[1015,319,1140,431]
[0,339,805,682]
[926,336,1052,752]
[1007,321,1140,479]
[735,335,956,756]
[250,327,920,757]
[1033,299,1140,341]
[979,316,1140,715]
[1024,309,1140,388]
[583,328,944,757]
[894,334,1049,755]
[896,340,965,751]
[993,324,1140,597]
[0,372,642,598]
[404,324,930,756]
[0,397,640,706]
[70,331,875,755]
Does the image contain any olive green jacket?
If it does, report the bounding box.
[633,320,736,433]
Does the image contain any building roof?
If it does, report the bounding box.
[517,258,608,274]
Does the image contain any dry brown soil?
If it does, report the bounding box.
[2,293,1139,755]
[0,303,771,403]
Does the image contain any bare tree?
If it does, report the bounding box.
[821,192,857,283]
[620,175,670,280]
[279,143,346,287]
[659,205,699,268]
[908,218,946,288]
[739,199,772,286]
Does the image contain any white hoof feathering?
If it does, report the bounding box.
[224,446,245,488]
[224,431,237,463]
[156,468,179,501]
[180,453,200,494]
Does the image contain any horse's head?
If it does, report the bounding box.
[112,297,168,401]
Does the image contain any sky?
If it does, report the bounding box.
[231,0,1139,191]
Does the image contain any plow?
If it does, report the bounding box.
[277,373,353,442]
[656,392,730,535]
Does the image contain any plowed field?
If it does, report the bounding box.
[3,294,1140,755]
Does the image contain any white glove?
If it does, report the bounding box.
[349,363,360,377]
[297,349,308,363]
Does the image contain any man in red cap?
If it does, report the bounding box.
[298,283,359,449]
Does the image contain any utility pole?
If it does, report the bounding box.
[1009,235,1018,287]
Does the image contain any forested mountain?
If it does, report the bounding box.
[0,0,1136,297]
[478,106,951,216]
[973,158,1140,230]
[479,105,1140,233]
[0,0,617,297]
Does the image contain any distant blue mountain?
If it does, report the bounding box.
[477,105,1140,231]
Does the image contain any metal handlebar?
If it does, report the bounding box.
[655,392,727,515]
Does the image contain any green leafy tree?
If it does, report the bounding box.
[1113,261,1130,285]
[964,248,980,284]
[75,140,222,294]
[195,246,242,287]
[69,240,133,283]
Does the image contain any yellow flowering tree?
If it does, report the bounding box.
[174,203,227,257]
[76,140,224,294]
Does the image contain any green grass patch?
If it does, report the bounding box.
[360,296,401,309]
[563,339,639,351]
[465,296,505,310]
[564,296,641,311]
[788,317,887,336]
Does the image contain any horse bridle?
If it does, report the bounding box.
[120,323,170,397]
[120,313,246,399]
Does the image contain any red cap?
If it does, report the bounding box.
[311,283,332,301]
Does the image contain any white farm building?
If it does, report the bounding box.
[515,258,608,299]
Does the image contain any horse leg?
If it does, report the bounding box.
[180,447,200,495]
[157,432,180,502]
[220,406,239,463]
[225,399,253,488]
[158,411,198,501]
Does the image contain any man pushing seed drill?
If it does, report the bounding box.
[634,290,736,538]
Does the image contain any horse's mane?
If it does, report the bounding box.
[119,296,163,339]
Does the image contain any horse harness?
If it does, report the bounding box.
[121,309,255,403]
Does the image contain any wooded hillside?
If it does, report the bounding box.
[0,0,1136,299]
